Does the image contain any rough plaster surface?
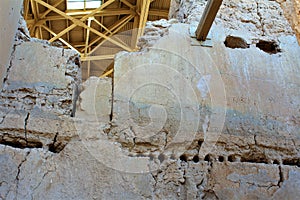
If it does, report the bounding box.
[0,0,23,89]
[0,18,81,116]
[0,0,300,199]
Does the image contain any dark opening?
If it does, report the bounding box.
[224,36,249,49]
[273,160,280,165]
[204,154,210,162]
[48,142,65,153]
[180,154,188,162]
[228,155,236,162]
[1,134,43,149]
[193,155,200,163]
[282,158,299,166]
[198,140,203,147]
[218,156,224,162]
[240,152,268,164]
[256,40,281,54]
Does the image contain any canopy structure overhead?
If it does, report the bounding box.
[23,0,171,79]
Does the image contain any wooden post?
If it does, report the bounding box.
[195,0,223,41]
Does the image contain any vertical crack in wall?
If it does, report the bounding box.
[277,165,284,187]
[110,75,114,122]
[48,132,59,153]
[0,110,10,124]
[24,113,30,145]
[15,151,30,198]
[2,44,17,89]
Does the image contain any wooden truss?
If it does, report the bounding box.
[23,0,170,78]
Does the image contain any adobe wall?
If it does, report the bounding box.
[0,0,299,199]
[0,0,23,89]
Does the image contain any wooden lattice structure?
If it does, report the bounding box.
[23,0,171,79]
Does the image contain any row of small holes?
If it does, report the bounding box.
[178,153,299,167]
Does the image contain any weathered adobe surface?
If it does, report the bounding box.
[0,17,81,116]
[1,0,300,199]
[0,16,81,153]
[170,0,300,44]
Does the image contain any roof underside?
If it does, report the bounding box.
[24,0,171,79]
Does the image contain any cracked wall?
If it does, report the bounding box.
[0,0,23,89]
[1,0,300,199]
[0,15,81,153]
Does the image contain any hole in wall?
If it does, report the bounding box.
[48,142,65,153]
[204,154,211,162]
[240,152,268,164]
[282,158,300,167]
[193,155,200,163]
[180,154,188,162]
[228,155,237,162]
[256,40,281,54]
[273,160,280,165]
[218,156,224,162]
[224,36,249,49]
[1,134,43,149]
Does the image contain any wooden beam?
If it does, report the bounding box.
[100,69,113,78]
[34,0,132,52]
[35,0,43,39]
[30,0,39,36]
[28,9,134,25]
[135,0,151,49]
[65,8,134,17]
[39,0,64,19]
[92,17,131,51]
[33,0,116,43]
[195,0,223,41]
[131,0,141,49]
[79,15,133,52]
[81,55,115,61]
[87,58,91,78]
[41,25,78,52]
[86,14,134,55]
[84,18,92,57]
[120,0,135,9]
[23,0,30,20]
[148,9,169,18]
